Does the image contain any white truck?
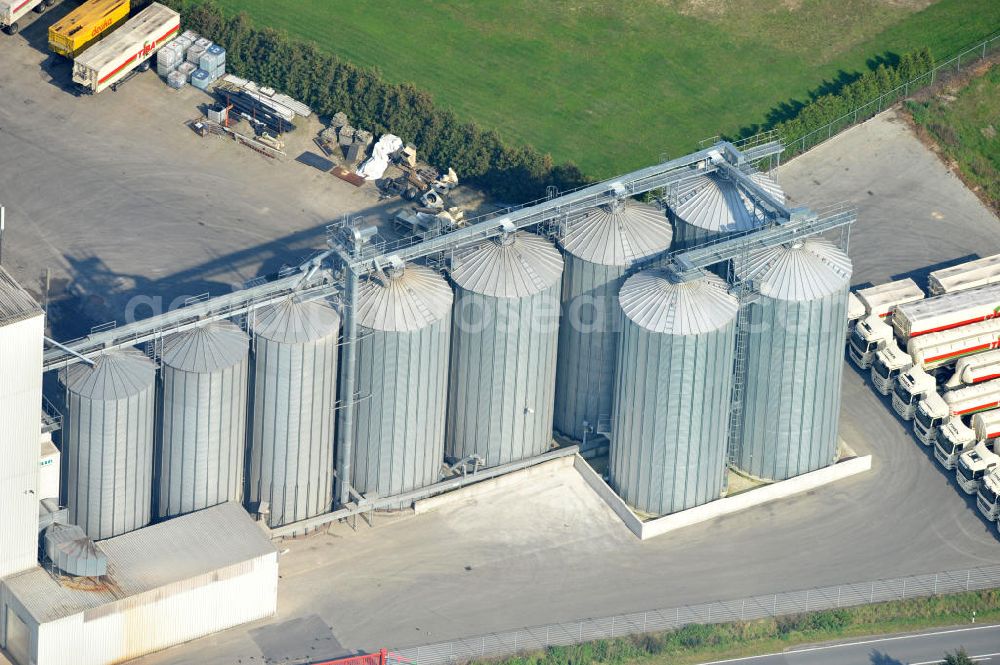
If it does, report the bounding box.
[891,283,1000,342]
[848,279,924,368]
[72,3,179,94]
[846,292,865,342]
[934,408,1000,468]
[929,253,1000,296]
[885,317,1000,416]
[0,0,51,35]
[913,378,1000,445]
[977,469,1000,521]
[956,441,1000,494]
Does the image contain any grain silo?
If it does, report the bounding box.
[553,198,673,441]
[248,298,340,528]
[59,349,156,540]
[352,258,453,500]
[610,269,738,515]
[447,229,564,467]
[670,171,782,250]
[735,238,852,480]
[156,321,250,519]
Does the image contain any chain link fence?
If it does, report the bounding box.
[393,564,1000,665]
[782,30,1000,159]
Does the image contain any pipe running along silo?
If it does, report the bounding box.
[670,171,783,250]
[59,349,156,540]
[248,297,340,528]
[156,321,250,519]
[610,269,738,515]
[447,228,564,467]
[352,258,453,500]
[554,198,673,441]
[735,238,852,480]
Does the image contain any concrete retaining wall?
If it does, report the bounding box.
[574,454,872,540]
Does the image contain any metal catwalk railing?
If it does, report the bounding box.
[392,564,1000,665]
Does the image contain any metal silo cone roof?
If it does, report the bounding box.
[450,231,563,298]
[739,238,852,302]
[160,321,248,373]
[59,348,156,400]
[560,199,672,267]
[746,170,785,205]
[251,297,341,344]
[356,262,453,332]
[673,173,759,233]
[619,269,738,335]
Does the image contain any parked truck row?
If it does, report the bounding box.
[847,254,1000,535]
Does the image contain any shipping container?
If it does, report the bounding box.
[72,2,178,93]
[49,0,130,58]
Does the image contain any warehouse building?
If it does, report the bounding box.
[0,502,277,665]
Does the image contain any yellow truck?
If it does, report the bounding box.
[49,0,129,58]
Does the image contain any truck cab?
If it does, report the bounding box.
[934,418,976,468]
[956,442,1000,494]
[849,315,893,369]
[913,391,949,443]
[846,292,865,342]
[976,469,1000,521]
[892,366,932,418]
[874,343,914,396]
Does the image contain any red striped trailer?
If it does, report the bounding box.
[1,0,48,35]
[72,2,178,93]
[892,283,1000,342]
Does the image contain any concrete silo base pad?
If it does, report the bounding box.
[573,454,872,540]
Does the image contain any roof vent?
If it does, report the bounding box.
[44,523,108,577]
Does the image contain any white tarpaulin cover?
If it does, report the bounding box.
[357,134,403,180]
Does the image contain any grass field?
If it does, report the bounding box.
[211,0,1000,177]
[907,63,1000,214]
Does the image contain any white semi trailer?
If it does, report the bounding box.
[72,3,179,93]
[913,378,1000,445]
[885,318,1000,416]
[957,441,1000,494]
[891,283,1000,342]
[944,348,1000,388]
[0,0,50,35]
[934,408,1000,468]
[848,279,924,368]
[929,254,1000,296]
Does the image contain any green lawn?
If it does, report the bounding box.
[213,0,999,177]
[907,63,1000,214]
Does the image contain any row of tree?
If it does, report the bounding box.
[160,0,936,201]
[774,48,934,153]
[158,0,588,202]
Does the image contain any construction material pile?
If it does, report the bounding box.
[318,112,374,164]
[157,29,226,90]
[215,74,311,134]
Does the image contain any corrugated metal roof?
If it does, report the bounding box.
[0,266,42,327]
[560,200,672,267]
[59,348,156,400]
[673,173,759,233]
[356,262,453,332]
[450,231,563,298]
[4,502,275,624]
[251,298,340,344]
[619,269,738,335]
[740,238,852,301]
[160,320,248,373]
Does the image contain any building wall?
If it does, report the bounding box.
[0,313,43,579]
[6,554,278,665]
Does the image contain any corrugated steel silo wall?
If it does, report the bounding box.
[447,283,560,467]
[64,384,155,540]
[669,212,714,251]
[610,317,735,515]
[157,354,249,518]
[352,318,450,498]
[554,257,624,439]
[248,334,337,527]
[737,287,848,480]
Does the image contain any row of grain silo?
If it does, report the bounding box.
[53,168,853,540]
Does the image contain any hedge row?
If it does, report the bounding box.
[157,0,589,203]
[773,48,934,153]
